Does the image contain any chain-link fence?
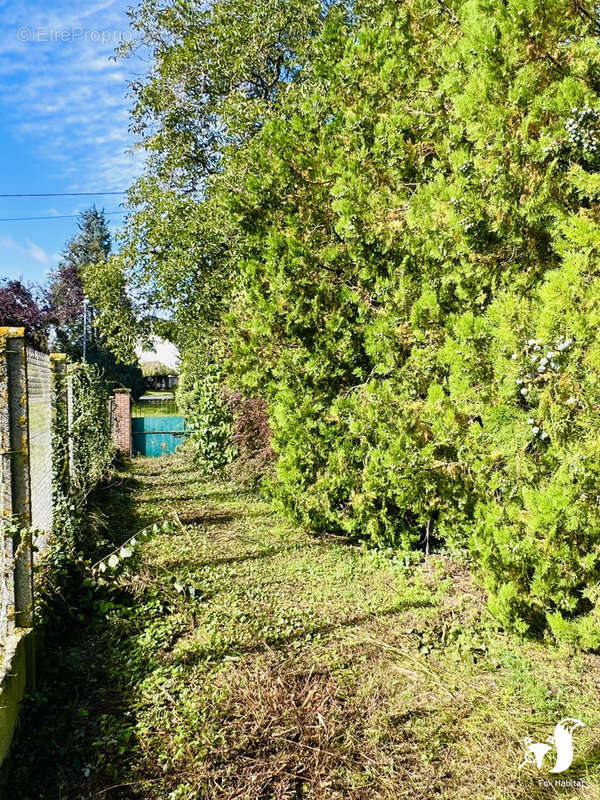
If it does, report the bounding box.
[1,331,118,645]
[0,329,118,765]
[26,346,53,557]
[0,332,54,647]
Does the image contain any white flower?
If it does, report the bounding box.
[532,426,540,435]
[528,418,534,424]
[567,396,577,405]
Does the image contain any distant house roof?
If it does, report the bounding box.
[136,337,180,374]
[140,361,171,377]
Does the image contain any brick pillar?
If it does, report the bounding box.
[112,389,132,456]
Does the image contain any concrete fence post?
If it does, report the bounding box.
[0,330,37,765]
[0,328,34,630]
[112,389,132,456]
[0,330,16,642]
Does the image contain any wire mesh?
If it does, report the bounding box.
[132,394,179,418]
[26,346,53,556]
[0,470,12,645]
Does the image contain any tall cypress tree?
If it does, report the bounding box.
[46,208,111,358]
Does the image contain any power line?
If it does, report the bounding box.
[0,210,128,222]
[0,191,128,198]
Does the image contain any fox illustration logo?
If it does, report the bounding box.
[519,718,585,774]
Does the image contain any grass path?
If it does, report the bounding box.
[4,454,600,799]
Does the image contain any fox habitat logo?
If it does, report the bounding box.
[519,718,585,774]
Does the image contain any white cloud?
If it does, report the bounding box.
[0,0,145,192]
[25,240,51,264]
[1,236,56,266]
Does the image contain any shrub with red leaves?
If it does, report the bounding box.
[225,391,275,483]
[0,280,48,341]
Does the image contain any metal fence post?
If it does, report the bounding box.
[50,354,69,499]
[67,368,74,480]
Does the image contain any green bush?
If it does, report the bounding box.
[177,345,236,473]
[466,226,600,640]
[221,0,600,645]
[102,0,600,647]
[70,363,114,492]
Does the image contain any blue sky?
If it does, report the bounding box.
[0,0,145,286]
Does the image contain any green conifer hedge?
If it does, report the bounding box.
[104,0,600,647]
[219,0,600,646]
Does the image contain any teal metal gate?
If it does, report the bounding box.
[132,396,187,457]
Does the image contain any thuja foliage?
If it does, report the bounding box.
[98,0,600,645]
[219,0,600,646]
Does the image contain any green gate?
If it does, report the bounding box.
[132,395,187,457]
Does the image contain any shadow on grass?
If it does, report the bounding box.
[176,600,436,667]
[132,490,259,507]
[2,460,158,800]
[176,511,237,526]
[160,541,310,570]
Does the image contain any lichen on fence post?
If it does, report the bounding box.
[0,329,16,642]
[0,328,34,630]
